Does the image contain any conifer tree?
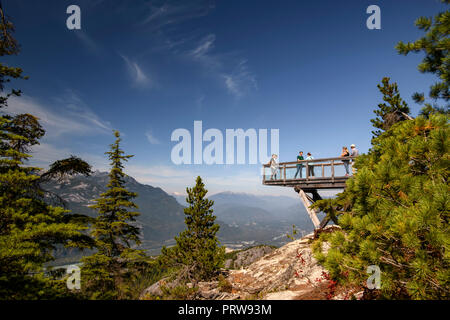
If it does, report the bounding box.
[312,3,449,299]
[90,130,141,256]
[161,176,224,284]
[370,77,411,138]
[81,131,146,299]
[396,0,449,108]
[0,4,93,299]
[0,2,25,107]
[313,113,449,299]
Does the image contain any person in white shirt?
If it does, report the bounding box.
[305,152,314,177]
[268,154,279,180]
[350,144,359,174]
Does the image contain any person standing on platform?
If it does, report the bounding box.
[268,154,279,180]
[306,152,314,177]
[341,146,350,176]
[294,151,304,178]
[350,144,359,174]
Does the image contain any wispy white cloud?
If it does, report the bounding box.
[29,143,109,171]
[120,55,152,87]
[125,164,195,189]
[161,35,196,53]
[145,131,161,145]
[195,94,205,110]
[30,143,73,165]
[140,1,213,30]
[223,75,239,97]
[186,35,257,98]
[187,34,218,67]
[222,59,257,98]
[141,4,171,26]
[74,31,102,55]
[6,93,112,138]
[124,164,289,197]
[189,34,215,60]
[127,1,255,98]
[4,90,113,168]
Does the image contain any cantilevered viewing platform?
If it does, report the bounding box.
[262,156,356,229]
[262,156,355,189]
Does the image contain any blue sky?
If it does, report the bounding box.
[3,0,447,196]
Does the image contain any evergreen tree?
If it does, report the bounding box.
[313,113,449,299]
[0,4,94,299]
[81,130,146,299]
[312,2,449,300]
[370,77,411,138]
[396,0,449,107]
[161,176,224,284]
[0,2,26,108]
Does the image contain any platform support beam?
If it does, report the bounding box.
[297,189,321,229]
[296,188,332,230]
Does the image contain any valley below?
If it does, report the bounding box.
[44,171,317,263]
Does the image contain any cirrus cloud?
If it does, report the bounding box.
[5,93,112,138]
[120,55,153,88]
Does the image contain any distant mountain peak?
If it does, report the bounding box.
[44,174,313,256]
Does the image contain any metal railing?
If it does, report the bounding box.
[262,156,356,183]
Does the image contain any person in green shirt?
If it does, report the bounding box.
[294,151,304,178]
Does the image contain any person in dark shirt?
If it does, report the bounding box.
[294,151,304,178]
[341,146,350,176]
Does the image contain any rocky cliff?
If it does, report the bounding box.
[142,229,363,300]
[225,233,332,299]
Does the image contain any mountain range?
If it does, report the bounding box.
[175,191,313,229]
[43,171,315,258]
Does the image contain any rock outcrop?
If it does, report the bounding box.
[141,230,363,300]
[227,234,329,299]
[213,230,361,299]
[224,245,275,269]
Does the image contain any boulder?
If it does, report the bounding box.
[140,277,179,299]
[230,245,275,269]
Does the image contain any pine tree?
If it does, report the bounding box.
[0,5,94,299]
[370,77,411,138]
[311,3,449,300]
[90,130,141,256]
[313,113,449,299]
[396,0,449,107]
[81,130,146,299]
[161,176,224,284]
[0,2,26,108]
